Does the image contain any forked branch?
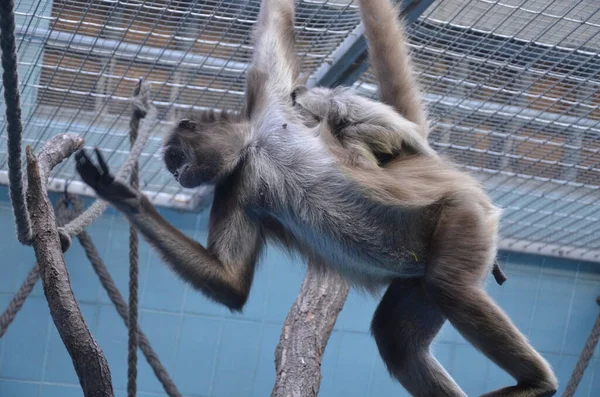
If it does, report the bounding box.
[25,134,114,397]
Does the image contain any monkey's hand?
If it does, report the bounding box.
[75,148,141,214]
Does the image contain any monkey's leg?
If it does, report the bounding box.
[427,284,557,397]
[424,211,558,397]
[371,278,467,397]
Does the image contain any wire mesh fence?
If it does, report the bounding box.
[1,0,599,261]
[354,0,600,261]
[1,0,361,204]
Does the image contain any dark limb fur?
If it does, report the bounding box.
[424,201,557,396]
[75,149,261,310]
[372,278,466,397]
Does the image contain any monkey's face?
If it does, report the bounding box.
[163,143,216,189]
[163,118,244,188]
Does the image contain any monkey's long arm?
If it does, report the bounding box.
[75,149,262,310]
[357,0,429,136]
[245,0,299,117]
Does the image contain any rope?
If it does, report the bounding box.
[1,0,152,244]
[55,195,182,397]
[0,1,39,332]
[0,9,158,387]
[0,265,39,338]
[61,80,153,238]
[0,0,32,244]
[562,297,600,397]
[0,194,74,338]
[127,78,148,397]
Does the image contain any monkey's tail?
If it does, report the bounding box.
[485,203,506,286]
[492,259,507,285]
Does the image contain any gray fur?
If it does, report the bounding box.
[75,0,558,396]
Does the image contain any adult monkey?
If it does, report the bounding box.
[75,0,557,396]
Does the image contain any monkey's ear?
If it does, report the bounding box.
[178,119,197,131]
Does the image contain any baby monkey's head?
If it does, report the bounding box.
[163,111,247,188]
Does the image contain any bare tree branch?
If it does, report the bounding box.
[25,134,114,397]
[272,267,350,397]
[34,133,83,183]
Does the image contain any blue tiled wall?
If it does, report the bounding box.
[0,186,599,397]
